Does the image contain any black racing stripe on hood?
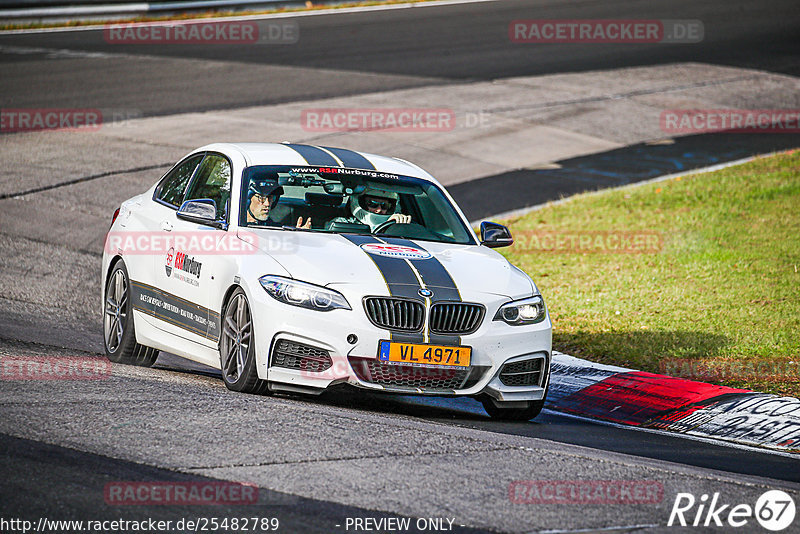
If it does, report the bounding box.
[340,234,424,343]
[284,144,339,166]
[378,237,461,302]
[376,237,463,346]
[340,234,419,294]
[320,146,375,170]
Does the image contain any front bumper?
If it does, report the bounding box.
[248,286,552,401]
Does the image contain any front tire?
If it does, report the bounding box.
[103,259,158,367]
[219,288,269,395]
[480,396,545,421]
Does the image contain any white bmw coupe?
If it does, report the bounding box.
[102,143,552,420]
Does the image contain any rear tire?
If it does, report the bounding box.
[219,288,269,395]
[480,396,545,421]
[103,259,158,367]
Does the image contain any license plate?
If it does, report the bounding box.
[378,340,471,368]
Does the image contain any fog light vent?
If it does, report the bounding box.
[499,358,543,387]
[272,340,332,373]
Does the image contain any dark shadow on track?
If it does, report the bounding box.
[292,387,800,484]
[452,133,800,221]
[6,333,797,485]
[0,433,489,533]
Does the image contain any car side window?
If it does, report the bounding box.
[183,154,232,221]
[155,154,204,208]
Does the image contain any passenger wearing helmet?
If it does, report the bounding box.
[246,178,311,228]
[328,188,411,230]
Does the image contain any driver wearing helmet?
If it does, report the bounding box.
[246,178,311,228]
[328,188,411,230]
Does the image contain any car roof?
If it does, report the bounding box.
[196,142,439,185]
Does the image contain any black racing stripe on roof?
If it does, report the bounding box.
[320,147,375,170]
[284,144,339,167]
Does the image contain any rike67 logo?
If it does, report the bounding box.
[668,490,796,531]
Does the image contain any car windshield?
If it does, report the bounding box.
[239,165,476,245]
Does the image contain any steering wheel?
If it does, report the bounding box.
[372,219,398,234]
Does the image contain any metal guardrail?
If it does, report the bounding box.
[0,0,297,19]
[0,0,158,5]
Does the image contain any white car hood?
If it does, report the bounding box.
[242,229,534,300]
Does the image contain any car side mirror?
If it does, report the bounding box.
[177,199,226,230]
[480,221,513,248]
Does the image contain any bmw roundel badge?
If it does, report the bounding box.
[418,288,433,298]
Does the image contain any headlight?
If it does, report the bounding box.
[493,295,546,325]
[259,275,351,312]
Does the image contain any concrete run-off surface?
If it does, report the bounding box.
[1,62,798,197]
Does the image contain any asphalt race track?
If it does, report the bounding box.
[1,0,799,116]
[1,1,799,532]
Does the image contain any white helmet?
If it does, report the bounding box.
[349,188,399,228]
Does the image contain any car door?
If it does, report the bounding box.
[128,153,204,331]
[155,152,233,347]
